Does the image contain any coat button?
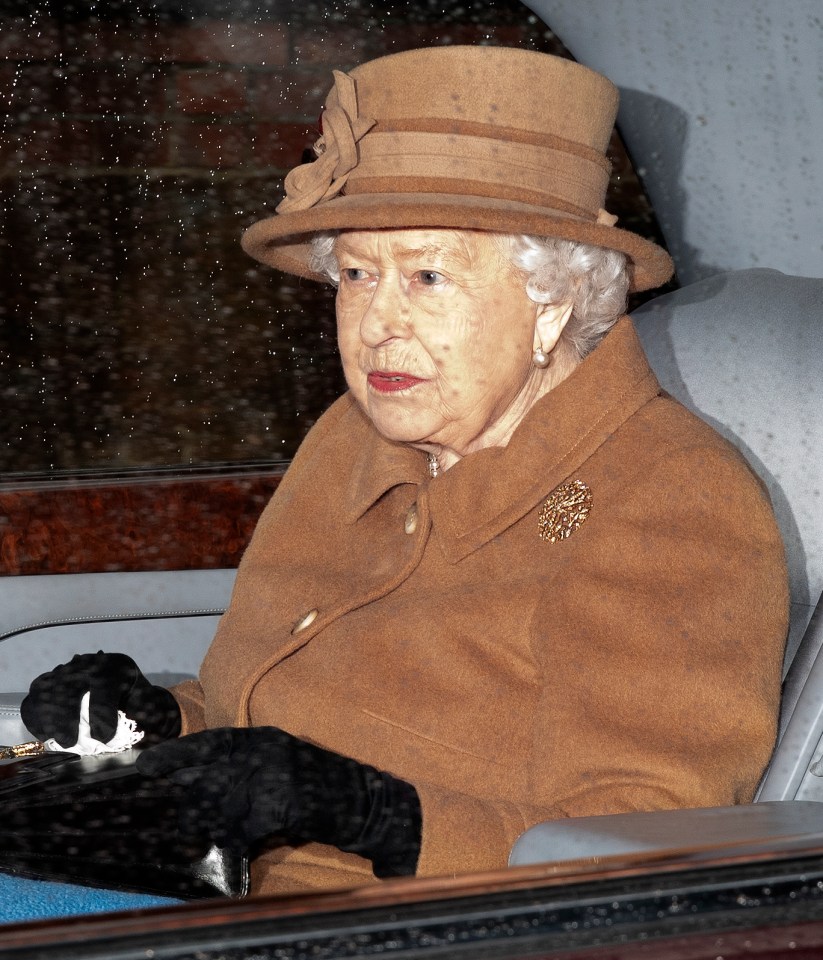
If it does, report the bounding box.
[291,608,319,634]
[404,503,418,535]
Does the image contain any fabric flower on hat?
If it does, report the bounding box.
[277,71,376,214]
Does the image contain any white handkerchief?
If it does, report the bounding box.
[44,690,145,755]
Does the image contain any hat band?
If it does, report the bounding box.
[344,177,593,220]
[375,117,609,169]
[347,130,609,219]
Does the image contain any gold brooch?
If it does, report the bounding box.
[538,479,593,543]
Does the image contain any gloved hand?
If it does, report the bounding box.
[20,651,182,748]
[136,726,422,878]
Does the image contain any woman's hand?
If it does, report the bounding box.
[20,652,182,748]
[136,726,421,877]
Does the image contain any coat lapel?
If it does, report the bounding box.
[426,318,661,562]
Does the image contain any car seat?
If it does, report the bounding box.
[512,267,823,865]
[0,569,236,746]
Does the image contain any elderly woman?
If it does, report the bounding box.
[22,46,788,896]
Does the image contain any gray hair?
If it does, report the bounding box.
[309,231,629,361]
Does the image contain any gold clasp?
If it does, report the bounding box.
[0,740,46,761]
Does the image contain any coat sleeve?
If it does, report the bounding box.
[411,441,788,878]
[170,679,208,735]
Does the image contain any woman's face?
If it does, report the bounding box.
[335,228,562,458]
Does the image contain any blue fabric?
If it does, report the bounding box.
[0,872,182,923]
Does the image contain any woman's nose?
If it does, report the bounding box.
[359,278,410,347]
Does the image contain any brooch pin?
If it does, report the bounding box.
[538,479,593,543]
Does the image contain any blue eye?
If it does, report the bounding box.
[343,268,368,282]
[417,270,444,286]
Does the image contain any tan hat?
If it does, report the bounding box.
[242,46,674,292]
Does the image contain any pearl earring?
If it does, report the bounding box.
[533,347,550,368]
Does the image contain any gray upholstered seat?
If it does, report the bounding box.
[633,269,823,672]
[512,268,823,866]
[0,568,235,747]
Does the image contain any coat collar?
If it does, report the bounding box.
[342,404,428,524]
[344,317,661,561]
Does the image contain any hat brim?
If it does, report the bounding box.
[241,192,674,293]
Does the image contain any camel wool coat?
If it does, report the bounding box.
[173,316,789,896]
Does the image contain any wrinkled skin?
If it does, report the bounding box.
[334,228,572,471]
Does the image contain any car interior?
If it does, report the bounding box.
[1,0,821,942]
[2,266,822,868]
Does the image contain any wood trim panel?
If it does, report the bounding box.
[0,472,284,576]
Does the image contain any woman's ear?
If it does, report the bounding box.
[534,300,574,355]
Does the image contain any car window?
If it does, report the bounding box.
[0,0,689,943]
[0,0,667,485]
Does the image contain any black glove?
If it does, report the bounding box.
[20,651,182,748]
[136,726,422,878]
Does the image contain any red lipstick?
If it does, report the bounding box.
[367,371,425,393]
